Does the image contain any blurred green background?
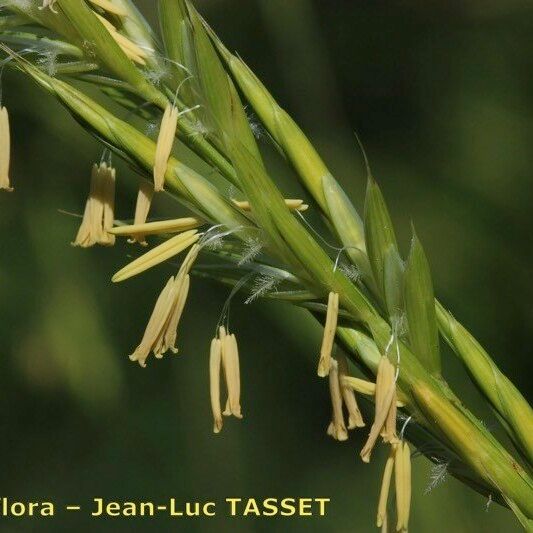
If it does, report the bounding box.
[1,1,532,531]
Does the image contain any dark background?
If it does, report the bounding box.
[1,0,532,531]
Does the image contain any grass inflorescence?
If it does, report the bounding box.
[1,1,532,530]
